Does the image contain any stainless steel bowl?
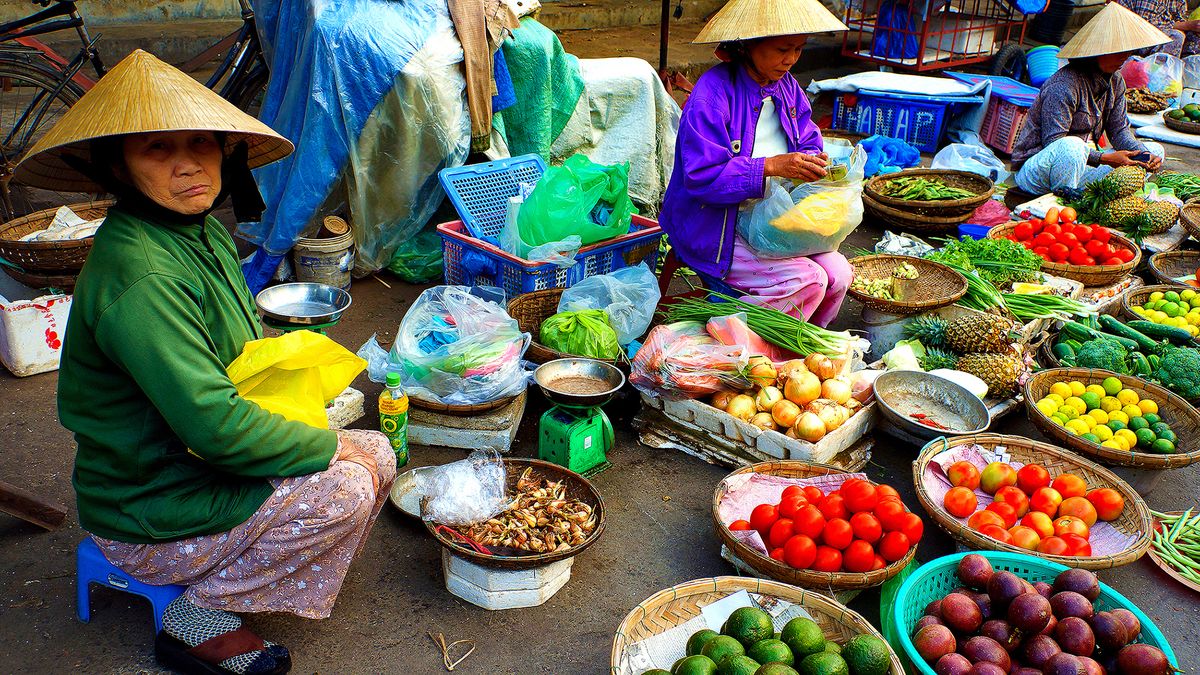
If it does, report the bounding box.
[255,282,352,325]
[534,358,625,407]
[874,370,990,442]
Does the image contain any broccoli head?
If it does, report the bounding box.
[1154,346,1200,399]
[1075,339,1129,374]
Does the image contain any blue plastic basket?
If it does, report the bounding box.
[892,551,1179,675]
[832,89,983,153]
[437,154,547,245]
[437,216,663,301]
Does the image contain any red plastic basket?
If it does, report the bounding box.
[981,98,1030,155]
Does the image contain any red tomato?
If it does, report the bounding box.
[1037,536,1071,556]
[994,485,1031,518]
[729,520,752,531]
[1030,218,1045,230]
[770,547,786,561]
[1058,232,1079,248]
[986,502,1019,528]
[817,493,849,521]
[1017,464,1051,495]
[876,484,901,502]
[897,512,924,544]
[1084,239,1107,258]
[1068,247,1091,266]
[1061,206,1077,223]
[1033,246,1051,259]
[1043,223,1063,236]
[782,485,804,501]
[822,518,854,550]
[875,500,908,532]
[1115,247,1135,263]
[1060,533,1092,556]
[1013,222,1034,241]
[1049,243,1070,262]
[1034,232,1057,248]
[768,518,796,548]
[878,531,911,562]
[943,486,979,518]
[1022,240,1036,250]
[841,480,879,513]
[811,546,843,572]
[783,534,817,569]
[793,505,827,539]
[980,524,1014,545]
[1103,256,1123,265]
[850,512,883,544]
[750,504,779,535]
[1075,226,1092,243]
[803,486,824,502]
[872,555,887,571]
[1091,225,1111,243]
[843,540,876,573]
[779,495,807,520]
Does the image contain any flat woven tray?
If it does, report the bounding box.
[846,254,967,315]
[1163,112,1200,135]
[0,199,112,272]
[864,168,994,216]
[1147,250,1200,286]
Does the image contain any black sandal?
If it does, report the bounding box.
[155,628,291,675]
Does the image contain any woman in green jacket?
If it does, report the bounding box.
[16,51,395,675]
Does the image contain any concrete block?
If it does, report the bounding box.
[408,392,526,452]
[325,387,365,430]
[442,550,573,610]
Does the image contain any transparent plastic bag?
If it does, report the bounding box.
[736,146,866,259]
[1128,53,1183,98]
[500,188,582,267]
[417,449,508,525]
[630,321,751,400]
[516,154,637,249]
[932,142,1010,184]
[540,309,621,359]
[384,286,531,404]
[557,264,661,344]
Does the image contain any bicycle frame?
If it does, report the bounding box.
[0,1,105,82]
[206,0,265,100]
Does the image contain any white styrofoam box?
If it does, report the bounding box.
[0,284,71,377]
[408,391,526,452]
[642,393,876,465]
[925,14,997,56]
[442,550,573,610]
[325,387,365,429]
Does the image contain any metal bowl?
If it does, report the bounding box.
[387,465,439,519]
[874,370,990,442]
[255,282,352,325]
[534,358,625,408]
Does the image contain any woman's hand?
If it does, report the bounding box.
[1100,150,1153,169]
[1146,153,1163,171]
[334,431,380,492]
[765,152,829,182]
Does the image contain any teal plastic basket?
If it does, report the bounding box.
[891,552,1178,674]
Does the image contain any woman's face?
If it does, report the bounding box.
[1097,51,1132,74]
[122,131,223,215]
[747,36,808,83]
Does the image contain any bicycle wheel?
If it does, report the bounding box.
[230,67,268,120]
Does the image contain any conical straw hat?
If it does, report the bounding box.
[15,49,292,193]
[1058,3,1170,60]
[694,0,848,44]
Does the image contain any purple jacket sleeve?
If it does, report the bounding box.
[677,96,767,206]
[795,94,824,155]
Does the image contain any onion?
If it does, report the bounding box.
[710,391,736,411]
[829,354,849,378]
[756,386,784,412]
[821,378,853,405]
[778,359,808,382]
[747,356,777,388]
[785,426,799,439]
[726,394,757,421]
[750,412,777,431]
[817,404,845,432]
[785,372,822,405]
[845,398,862,412]
[805,353,836,380]
[772,400,801,428]
[794,412,827,442]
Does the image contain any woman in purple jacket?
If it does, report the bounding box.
[661,0,851,326]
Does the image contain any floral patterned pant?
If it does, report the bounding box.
[93,430,398,619]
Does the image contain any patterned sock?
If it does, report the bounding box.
[162,595,287,674]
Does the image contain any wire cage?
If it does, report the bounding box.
[842,0,1032,72]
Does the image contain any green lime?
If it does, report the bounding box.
[823,642,841,654]
[1166,291,1181,303]
[1144,413,1162,425]
[840,635,892,675]
[646,671,673,675]
[1135,428,1157,449]
[1151,421,1172,436]
[1081,392,1101,411]
[1081,433,1100,444]
[675,655,720,675]
[755,664,801,675]
[1102,377,1124,396]
[748,639,794,667]
[1152,438,1177,454]
[1108,420,1127,432]
[1158,429,1178,443]
[797,652,849,675]
[724,607,776,648]
[704,636,747,667]
[1128,417,1150,432]
[1052,414,1069,426]
[689,630,722,657]
[781,618,826,661]
[720,655,763,675]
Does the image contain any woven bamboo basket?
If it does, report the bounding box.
[988,222,1140,286]
[1023,368,1200,468]
[864,168,994,216]
[1,266,78,292]
[862,193,973,234]
[0,199,113,272]
[1179,203,1200,241]
[506,288,625,366]
[407,393,517,416]
[1120,284,1198,322]
[913,433,1154,569]
[1163,113,1200,135]
[610,576,904,674]
[1147,250,1200,286]
[846,254,967,314]
[712,461,917,591]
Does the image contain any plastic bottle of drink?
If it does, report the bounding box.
[378,372,409,467]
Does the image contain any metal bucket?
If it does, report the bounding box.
[861,307,910,361]
[292,228,354,290]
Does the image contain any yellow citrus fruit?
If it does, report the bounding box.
[1093,425,1114,442]
[1117,389,1140,406]
[1069,381,1087,397]
[1065,397,1088,415]
[1078,415,1097,431]
[1047,394,1066,406]
[1037,399,1059,417]
[1116,429,1138,448]
[1108,410,1129,425]
[1101,377,1123,396]
[1050,382,1073,399]
[1066,419,1090,435]
[1138,399,1159,415]
[1101,439,1124,451]
[1121,404,1143,420]
[1059,405,1079,421]
[1062,426,1078,436]
[1088,410,1110,425]
[1084,384,1107,398]
[1100,396,1122,413]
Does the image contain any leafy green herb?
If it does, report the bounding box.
[930,236,1043,287]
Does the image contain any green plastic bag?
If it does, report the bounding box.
[540,309,621,359]
[517,155,637,249]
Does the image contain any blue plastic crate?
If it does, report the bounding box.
[437,154,547,245]
[437,216,663,301]
[831,89,983,153]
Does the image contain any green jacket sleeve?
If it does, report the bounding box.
[94,272,337,476]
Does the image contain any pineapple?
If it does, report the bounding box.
[1109,165,1147,199]
[945,314,1015,354]
[956,352,1024,399]
[1145,200,1179,234]
[920,346,960,371]
[1105,195,1149,227]
[904,316,948,348]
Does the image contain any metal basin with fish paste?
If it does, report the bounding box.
[874,370,990,442]
[534,358,625,408]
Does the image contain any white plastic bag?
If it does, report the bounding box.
[1183,55,1200,90]
[931,142,1010,184]
[418,449,509,525]
[736,145,866,259]
[557,264,661,344]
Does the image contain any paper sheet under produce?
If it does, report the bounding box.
[921,443,1136,556]
[717,472,870,555]
[616,591,814,675]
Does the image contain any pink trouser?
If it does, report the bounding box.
[724,237,852,328]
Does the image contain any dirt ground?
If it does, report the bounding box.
[3,97,1200,675]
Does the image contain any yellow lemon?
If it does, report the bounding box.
[1100,396,1122,413]
[1113,435,1131,451]
[1122,404,1143,420]
[1059,405,1079,421]
[1069,381,1087,397]
[1062,426,1078,436]
[1085,384,1107,398]
[1078,415,1097,431]
[1117,389,1140,406]
[1116,429,1138,448]
[1093,425,1114,442]
[1108,410,1129,425]
[1088,409,1110,425]
[1065,397,1088,415]
[1066,419,1090,435]
[1101,439,1124,451]
[1037,399,1059,417]
[1047,393,1066,406]
[1050,382,1073,399]
[1138,399,1159,415]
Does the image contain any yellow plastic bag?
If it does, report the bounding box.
[226,331,366,429]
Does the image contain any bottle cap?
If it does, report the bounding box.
[385,372,401,387]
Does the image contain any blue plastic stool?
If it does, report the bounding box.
[76,538,185,632]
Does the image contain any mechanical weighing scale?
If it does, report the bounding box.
[532,359,625,477]
[254,282,353,333]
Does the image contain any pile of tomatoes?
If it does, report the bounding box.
[941,460,1126,557]
[728,478,923,573]
[1002,207,1135,267]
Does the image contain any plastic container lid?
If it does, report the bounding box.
[385,372,401,388]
